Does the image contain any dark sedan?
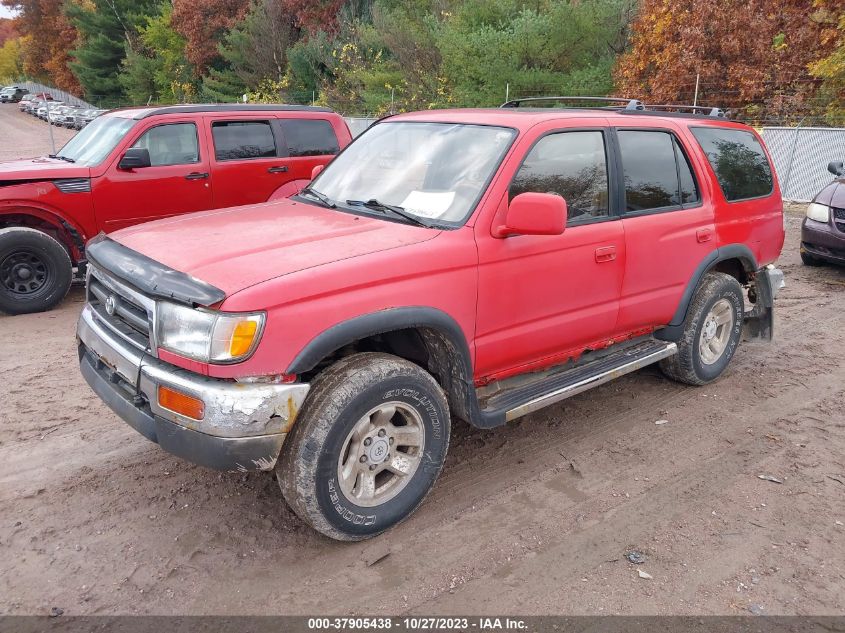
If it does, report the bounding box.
[801,161,845,266]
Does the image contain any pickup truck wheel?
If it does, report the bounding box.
[277,352,450,541]
[0,228,72,315]
[659,272,744,386]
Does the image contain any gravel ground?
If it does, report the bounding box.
[1,105,844,616]
[0,105,76,159]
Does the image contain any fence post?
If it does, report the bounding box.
[783,117,806,201]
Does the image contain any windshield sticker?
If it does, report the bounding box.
[400,191,456,218]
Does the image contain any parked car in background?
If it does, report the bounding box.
[47,104,72,125]
[74,108,105,129]
[25,94,54,114]
[801,160,845,266]
[0,86,28,103]
[58,106,82,128]
[74,99,785,540]
[0,104,352,314]
[18,94,36,111]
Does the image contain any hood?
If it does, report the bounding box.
[815,180,843,208]
[0,157,90,183]
[110,198,440,297]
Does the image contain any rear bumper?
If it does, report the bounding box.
[77,304,310,471]
[801,218,845,264]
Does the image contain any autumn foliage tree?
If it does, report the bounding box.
[2,0,81,93]
[614,0,842,123]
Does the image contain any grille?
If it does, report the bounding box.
[833,207,845,233]
[87,270,153,351]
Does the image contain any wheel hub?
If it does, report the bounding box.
[702,319,717,341]
[337,401,425,507]
[698,298,734,365]
[365,437,390,463]
[1,250,49,295]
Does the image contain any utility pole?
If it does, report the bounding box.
[693,73,700,107]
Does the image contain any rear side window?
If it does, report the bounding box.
[618,130,700,212]
[510,131,610,224]
[212,120,276,161]
[691,127,774,201]
[279,119,340,157]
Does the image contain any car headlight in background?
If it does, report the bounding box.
[156,301,265,363]
[806,202,830,223]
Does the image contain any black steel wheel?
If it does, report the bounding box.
[0,228,72,315]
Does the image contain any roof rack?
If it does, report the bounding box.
[500,96,644,111]
[499,96,727,118]
[644,104,726,118]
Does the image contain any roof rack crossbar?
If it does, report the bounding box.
[500,96,644,111]
[640,104,726,118]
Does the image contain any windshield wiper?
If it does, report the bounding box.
[346,199,434,228]
[299,186,335,208]
[48,154,75,163]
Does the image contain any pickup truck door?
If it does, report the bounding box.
[474,126,625,380]
[92,120,214,231]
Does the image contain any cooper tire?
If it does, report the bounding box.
[277,352,450,541]
[660,272,744,386]
[0,227,72,315]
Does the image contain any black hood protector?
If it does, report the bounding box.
[85,233,226,307]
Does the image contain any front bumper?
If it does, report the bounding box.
[77,304,310,471]
[801,217,845,265]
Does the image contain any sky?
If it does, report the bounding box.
[0,6,17,19]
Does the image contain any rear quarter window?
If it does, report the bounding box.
[690,127,774,201]
[279,119,340,157]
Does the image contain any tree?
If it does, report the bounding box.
[614,0,842,124]
[0,17,16,45]
[171,0,250,75]
[121,3,196,104]
[809,9,845,124]
[202,0,298,101]
[3,0,81,93]
[0,35,23,81]
[66,0,160,103]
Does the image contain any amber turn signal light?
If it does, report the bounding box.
[229,319,259,358]
[158,385,205,420]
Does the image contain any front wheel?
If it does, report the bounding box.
[0,227,72,315]
[277,353,451,541]
[660,272,744,386]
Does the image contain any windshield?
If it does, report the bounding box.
[56,116,136,166]
[308,122,515,226]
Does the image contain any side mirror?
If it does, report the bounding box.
[311,164,325,180]
[828,161,844,177]
[119,147,152,170]
[495,192,567,237]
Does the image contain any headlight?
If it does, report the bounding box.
[806,202,830,223]
[156,302,264,363]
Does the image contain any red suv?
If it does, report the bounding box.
[76,98,784,540]
[0,104,352,314]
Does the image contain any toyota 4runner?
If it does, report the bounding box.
[0,104,351,314]
[77,98,785,541]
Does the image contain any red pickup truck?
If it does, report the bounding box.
[0,104,352,314]
[77,99,784,540]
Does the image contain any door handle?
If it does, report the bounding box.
[595,245,617,263]
[185,172,209,180]
[696,228,713,243]
[267,166,288,173]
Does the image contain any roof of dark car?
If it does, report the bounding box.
[106,104,334,120]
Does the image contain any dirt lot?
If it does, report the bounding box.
[1,105,844,616]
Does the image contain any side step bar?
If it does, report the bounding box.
[481,340,677,423]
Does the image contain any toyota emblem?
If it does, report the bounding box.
[105,294,117,316]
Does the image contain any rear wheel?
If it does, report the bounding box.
[277,353,450,541]
[660,272,744,386]
[0,227,72,315]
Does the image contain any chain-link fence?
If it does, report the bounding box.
[18,80,94,109]
[761,127,845,202]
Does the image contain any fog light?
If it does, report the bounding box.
[158,385,205,420]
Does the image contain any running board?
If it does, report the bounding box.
[480,340,677,423]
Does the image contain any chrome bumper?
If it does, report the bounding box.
[77,304,310,471]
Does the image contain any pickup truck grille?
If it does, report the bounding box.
[87,268,154,351]
[833,207,845,233]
